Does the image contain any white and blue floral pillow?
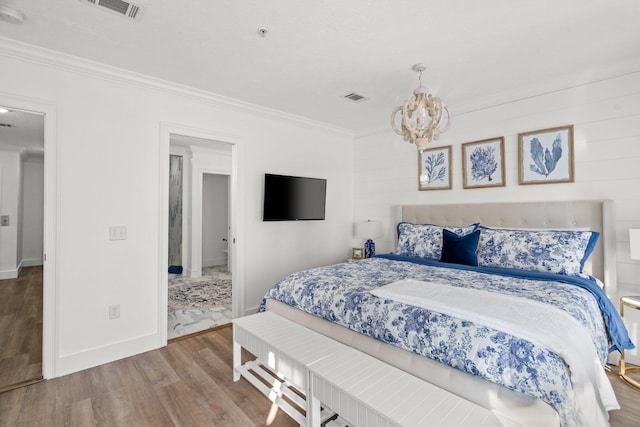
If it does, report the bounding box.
[396,222,479,260]
[476,227,599,275]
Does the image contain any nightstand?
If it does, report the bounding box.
[620,296,640,390]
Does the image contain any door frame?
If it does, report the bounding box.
[193,169,231,278]
[158,123,243,346]
[0,92,58,378]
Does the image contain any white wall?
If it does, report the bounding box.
[0,41,354,376]
[202,173,228,268]
[354,71,640,360]
[0,147,22,278]
[0,147,44,276]
[21,154,44,266]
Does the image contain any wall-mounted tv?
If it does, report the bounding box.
[263,173,327,221]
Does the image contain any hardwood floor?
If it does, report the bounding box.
[0,323,638,426]
[0,326,297,427]
[0,266,43,392]
[608,364,640,426]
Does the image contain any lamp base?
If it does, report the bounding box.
[364,239,375,258]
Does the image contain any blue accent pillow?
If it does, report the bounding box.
[396,222,479,260]
[440,229,480,266]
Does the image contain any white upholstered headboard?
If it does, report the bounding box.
[398,200,617,296]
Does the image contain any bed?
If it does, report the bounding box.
[259,201,634,427]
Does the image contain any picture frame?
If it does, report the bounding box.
[518,125,574,185]
[418,145,452,191]
[462,137,505,189]
[351,247,364,260]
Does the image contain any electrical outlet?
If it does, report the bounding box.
[0,215,9,226]
[109,226,127,240]
[109,304,120,320]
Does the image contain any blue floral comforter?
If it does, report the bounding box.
[259,255,631,426]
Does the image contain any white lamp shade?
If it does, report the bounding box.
[630,229,640,260]
[356,220,382,239]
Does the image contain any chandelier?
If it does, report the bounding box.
[391,64,451,152]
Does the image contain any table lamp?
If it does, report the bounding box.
[356,220,383,258]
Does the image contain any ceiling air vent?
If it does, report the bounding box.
[82,0,142,20]
[344,92,367,102]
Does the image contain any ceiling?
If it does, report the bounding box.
[0,0,639,137]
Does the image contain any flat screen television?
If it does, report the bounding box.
[263,173,327,221]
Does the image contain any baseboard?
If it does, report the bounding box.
[0,268,19,280]
[56,332,159,377]
[0,260,42,279]
[203,256,227,268]
[245,305,260,316]
[21,258,43,267]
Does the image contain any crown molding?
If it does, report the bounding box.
[357,58,640,140]
[0,143,44,161]
[25,148,45,159]
[0,143,26,152]
[0,37,354,137]
[452,60,640,117]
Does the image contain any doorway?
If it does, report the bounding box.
[165,133,235,340]
[0,107,45,391]
[202,173,230,273]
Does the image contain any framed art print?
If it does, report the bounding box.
[351,247,364,260]
[518,125,574,185]
[462,137,505,189]
[418,145,452,191]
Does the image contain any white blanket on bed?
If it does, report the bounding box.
[370,279,618,427]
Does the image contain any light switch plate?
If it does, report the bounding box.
[109,226,127,240]
[109,304,120,320]
[0,215,9,226]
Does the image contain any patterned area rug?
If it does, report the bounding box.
[168,279,232,310]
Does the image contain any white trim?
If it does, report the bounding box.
[0,269,18,280]
[56,333,157,377]
[0,143,27,152]
[21,258,43,267]
[245,305,260,316]
[191,166,231,278]
[231,142,244,318]
[356,67,640,140]
[202,256,228,268]
[603,200,617,299]
[0,36,352,137]
[0,91,58,379]
[159,122,244,347]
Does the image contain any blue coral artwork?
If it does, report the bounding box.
[419,145,451,190]
[462,137,505,188]
[519,125,574,185]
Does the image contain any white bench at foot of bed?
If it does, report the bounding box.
[233,311,344,425]
[233,312,503,427]
[308,346,502,427]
